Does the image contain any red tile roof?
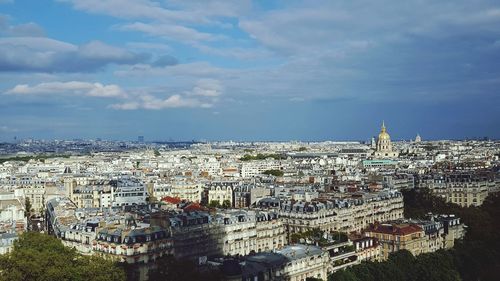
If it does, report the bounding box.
[367,223,423,236]
[183,202,207,212]
[161,196,182,204]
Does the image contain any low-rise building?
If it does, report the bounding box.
[363,216,465,260]
[112,178,148,207]
[221,244,329,281]
[364,222,426,260]
[206,181,235,206]
[0,232,17,255]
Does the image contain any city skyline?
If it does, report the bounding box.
[1,0,500,141]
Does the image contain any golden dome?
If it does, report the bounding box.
[378,131,390,140]
[378,121,391,140]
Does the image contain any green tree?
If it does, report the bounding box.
[40,195,45,214]
[208,200,221,208]
[222,200,231,209]
[387,250,417,281]
[240,153,282,161]
[328,269,359,281]
[0,232,125,281]
[24,197,32,218]
[148,255,222,281]
[262,169,284,177]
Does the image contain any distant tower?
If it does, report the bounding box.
[373,121,399,158]
[138,136,144,143]
[415,134,422,143]
[371,136,376,148]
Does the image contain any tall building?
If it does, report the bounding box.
[415,134,422,143]
[373,121,399,158]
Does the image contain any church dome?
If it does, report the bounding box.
[379,131,390,140]
[378,121,391,140]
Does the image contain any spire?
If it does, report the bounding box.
[381,121,386,132]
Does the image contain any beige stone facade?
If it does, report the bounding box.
[279,192,404,236]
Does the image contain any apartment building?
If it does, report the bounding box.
[363,216,465,260]
[240,161,281,178]
[111,178,148,207]
[364,222,426,260]
[169,212,223,261]
[167,180,204,203]
[205,181,236,206]
[255,211,286,252]
[418,172,494,207]
[93,219,173,264]
[352,236,382,262]
[234,245,329,281]
[16,185,45,214]
[278,190,404,236]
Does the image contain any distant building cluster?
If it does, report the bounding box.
[1,123,499,280]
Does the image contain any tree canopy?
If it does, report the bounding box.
[240,153,282,161]
[262,169,284,177]
[24,197,32,218]
[208,200,221,208]
[148,255,221,281]
[0,232,125,281]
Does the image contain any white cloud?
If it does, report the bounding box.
[126,42,172,52]
[189,79,222,97]
[0,20,45,37]
[0,37,146,72]
[110,79,223,110]
[290,97,306,102]
[78,40,138,61]
[194,43,272,60]
[110,94,212,110]
[58,0,200,23]
[6,81,127,98]
[0,125,18,133]
[118,22,216,43]
[0,36,75,51]
[58,0,250,25]
[114,62,228,78]
[59,0,249,46]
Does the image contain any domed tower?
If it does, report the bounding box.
[415,134,422,143]
[374,121,399,158]
[377,121,392,152]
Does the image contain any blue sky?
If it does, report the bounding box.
[1,0,499,141]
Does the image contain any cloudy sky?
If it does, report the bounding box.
[1,0,499,141]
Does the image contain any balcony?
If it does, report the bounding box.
[330,250,356,260]
[330,255,359,272]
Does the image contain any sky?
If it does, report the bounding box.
[0,0,499,142]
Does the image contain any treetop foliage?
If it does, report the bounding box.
[240,153,282,161]
[0,232,125,281]
[262,169,284,177]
